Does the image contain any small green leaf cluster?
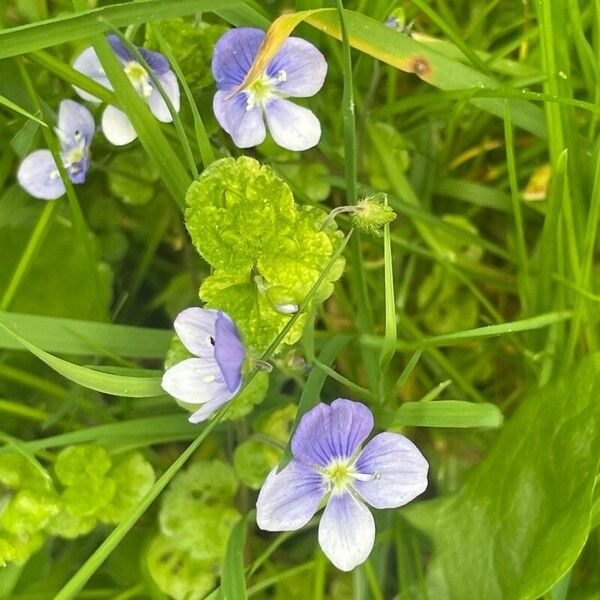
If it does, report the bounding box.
[233,404,297,489]
[0,446,155,566]
[0,454,56,565]
[185,157,345,353]
[146,460,240,600]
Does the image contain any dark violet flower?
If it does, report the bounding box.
[212,28,327,151]
[256,399,428,571]
[161,308,246,424]
[17,99,94,200]
[72,35,180,146]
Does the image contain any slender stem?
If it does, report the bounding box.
[334,0,378,393]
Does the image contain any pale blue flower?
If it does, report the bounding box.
[161,308,246,424]
[72,35,180,146]
[17,99,94,200]
[212,28,327,151]
[256,399,428,571]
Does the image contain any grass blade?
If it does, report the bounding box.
[0,310,171,358]
[221,511,254,600]
[0,320,163,397]
[380,400,503,429]
[0,0,241,59]
[91,34,190,209]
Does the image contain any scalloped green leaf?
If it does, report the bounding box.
[54,445,112,487]
[0,489,59,536]
[233,440,279,490]
[46,510,97,539]
[146,534,217,600]
[186,156,296,272]
[185,157,344,352]
[0,454,52,492]
[99,453,156,524]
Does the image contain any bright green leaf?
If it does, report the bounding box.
[404,354,600,600]
[99,453,156,523]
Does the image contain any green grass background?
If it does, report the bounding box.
[0,0,599,599]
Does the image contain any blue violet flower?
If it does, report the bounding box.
[17,99,94,200]
[161,308,246,424]
[256,398,428,571]
[72,35,180,146]
[212,27,327,151]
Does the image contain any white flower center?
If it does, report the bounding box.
[124,61,153,98]
[320,459,380,495]
[57,129,88,175]
[245,70,287,111]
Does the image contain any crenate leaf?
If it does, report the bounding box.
[99,453,156,523]
[146,534,217,600]
[404,354,600,600]
[54,445,112,487]
[186,157,344,352]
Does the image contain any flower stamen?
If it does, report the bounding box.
[124,61,153,98]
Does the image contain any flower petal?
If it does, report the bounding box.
[256,460,325,531]
[101,105,137,146]
[72,46,111,103]
[212,28,265,91]
[173,307,219,358]
[213,90,266,148]
[161,357,229,404]
[139,47,171,76]
[292,399,374,468]
[67,153,90,185]
[188,392,231,424]
[268,37,327,97]
[318,492,375,571]
[148,71,180,123]
[264,98,321,151]
[107,34,133,62]
[17,150,65,200]
[58,99,95,146]
[214,312,245,393]
[353,432,429,509]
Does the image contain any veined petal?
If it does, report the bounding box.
[212,28,265,91]
[148,71,180,123]
[318,492,375,571]
[353,432,428,509]
[292,399,374,468]
[268,37,327,97]
[17,150,65,200]
[256,460,325,531]
[72,46,111,103]
[139,47,170,76]
[101,105,137,146]
[214,312,245,393]
[213,90,266,148]
[58,100,95,146]
[264,98,321,151]
[161,357,229,404]
[188,391,232,424]
[174,307,219,358]
[106,34,133,62]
